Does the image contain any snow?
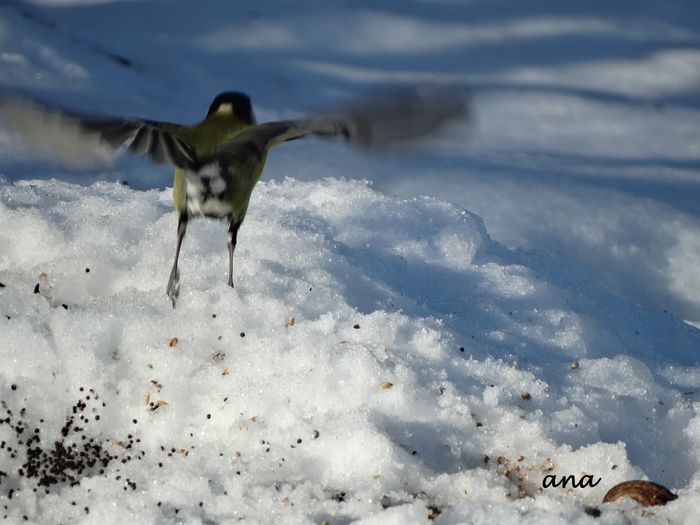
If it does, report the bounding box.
[1,0,700,524]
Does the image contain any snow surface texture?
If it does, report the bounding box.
[1,0,700,524]
[1,177,698,525]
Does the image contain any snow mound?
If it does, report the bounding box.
[0,177,699,523]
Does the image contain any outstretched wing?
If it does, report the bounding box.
[81,118,195,168]
[0,93,195,170]
[210,83,470,162]
[314,82,471,148]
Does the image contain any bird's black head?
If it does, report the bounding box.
[206,91,255,124]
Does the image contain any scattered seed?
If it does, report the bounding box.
[168,338,178,347]
[427,505,442,521]
[379,382,393,390]
[353,324,360,329]
[570,361,580,370]
[150,400,168,411]
[521,393,532,400]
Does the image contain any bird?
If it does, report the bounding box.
[0,85,469,306]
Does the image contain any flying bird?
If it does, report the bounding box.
[0,85,469,306]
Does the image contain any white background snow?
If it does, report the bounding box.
[1,0,699,523]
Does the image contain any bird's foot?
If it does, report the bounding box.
[167,269,180,308]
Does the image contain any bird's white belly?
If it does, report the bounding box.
[184,164,231,218]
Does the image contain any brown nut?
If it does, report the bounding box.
[603,480,677,506]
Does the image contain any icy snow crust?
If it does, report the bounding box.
[1,178,699,524]
[1,0,700,523]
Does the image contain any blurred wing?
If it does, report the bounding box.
[81,118,196,168]
[309,82,470,148]
[211,83,470,161]
[0,94,195,169]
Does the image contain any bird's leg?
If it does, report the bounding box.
[227,219,241,288]
[167,214,188,307]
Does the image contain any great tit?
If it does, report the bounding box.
[0,85,469,306]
